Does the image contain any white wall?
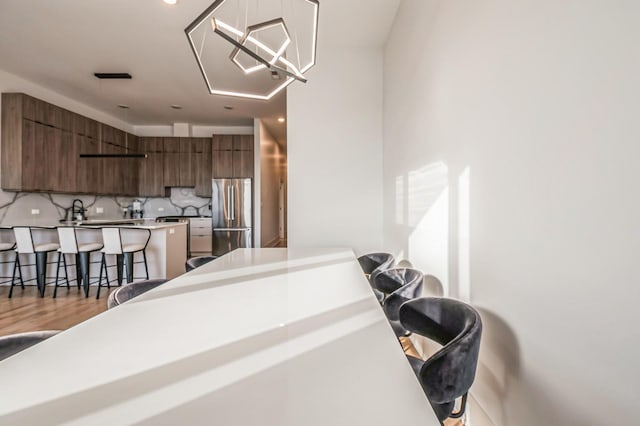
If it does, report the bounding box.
[384,1,640,425]
[258,122,284,247]
[287,46,384,255]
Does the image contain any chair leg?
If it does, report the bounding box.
[9,252,19,298]
[62,254,70,288]
[97,254,108,300]
[78,252,90,298]
[75,255,82,289]
[449,392,469,419]
[17,254,24,289]
[53,252,61,299]
[35,251,48,298]
[142,250,149,280]
[116,254,124,286]
[123,252,134,284]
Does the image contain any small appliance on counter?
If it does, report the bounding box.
[211,178,253,256]
[127,200,144,219]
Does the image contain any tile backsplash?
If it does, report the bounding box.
[0,188,211,224]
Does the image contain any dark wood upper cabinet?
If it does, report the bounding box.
[212,134,254,179]
[194,138,213,197]
[2,93,255,197]
[163,137,180,187]
[138,137,165,197]
[1,93,25,190]
[179,138,196,187]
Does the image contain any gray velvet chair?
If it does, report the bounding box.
[185,256,217,272]
[107,279,167,309]
[399,297,482,425]
[372,268,424,336]
[0,330,60,361]
[357,252,394,300]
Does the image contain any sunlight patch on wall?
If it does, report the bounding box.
[407,162,449,295]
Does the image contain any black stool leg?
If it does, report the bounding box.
[124,252,134,283]
[9,252,20,298]
[78,251,91,298]
[17,254,24,289]
[75,256,82,289]
[53,252,61,299]
[97,254,108,300]
[116,254,124,285]
[142,250,149,280]
[62,254,70,288]
[35,251,48,298]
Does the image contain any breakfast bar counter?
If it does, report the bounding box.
[0,248,439,425]
[0,220,187,285]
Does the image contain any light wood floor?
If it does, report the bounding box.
[0,285,109,335]
[0,285,464,425]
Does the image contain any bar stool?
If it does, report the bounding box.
[98,227,151,299]
[0,227,18,288]
[106,279,168,309]
[0,330,61,361]
[185,256,217,272]
[11,227,60,298]
[55,227,103,298]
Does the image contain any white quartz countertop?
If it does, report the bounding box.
[1,218,188,230]
[0,248,438,425]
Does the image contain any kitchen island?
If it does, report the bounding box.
[0,219,187,290]
[0,248,439,425]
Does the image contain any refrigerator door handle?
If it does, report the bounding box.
[226,185,232,221]
[231,185,235,221]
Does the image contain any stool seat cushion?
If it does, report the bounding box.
[0,242,15,251]
[78,243,103,252]
[122,243,145,253]
[33,243,60,252]
[101,243,145,254]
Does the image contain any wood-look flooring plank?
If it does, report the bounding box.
[0,285,110,335]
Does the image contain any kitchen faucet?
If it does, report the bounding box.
[71,199,86,221]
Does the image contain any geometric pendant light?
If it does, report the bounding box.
[185,0,319,100]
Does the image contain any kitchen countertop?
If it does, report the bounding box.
[0,248,438,425]
[3,218,188,230]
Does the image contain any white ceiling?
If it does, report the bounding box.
[0,0,400,140]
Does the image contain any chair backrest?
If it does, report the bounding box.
[375,268,424,320]
[13,227,35,254]
[357,252,395,282]
[101,228,123,254]
[57,227,79,254]
[107,279,168,309]
[185,256,218,272]
[0,330,60,361]
[399,297,482,418]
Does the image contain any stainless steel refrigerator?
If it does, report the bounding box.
[211,178,252,256]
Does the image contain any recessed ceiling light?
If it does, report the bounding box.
[278,117,286,123]
[117,104,130,109]
[163,0,177,5]
[171,105,182,110]
[224,106,234,110]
